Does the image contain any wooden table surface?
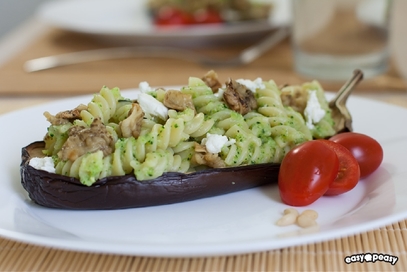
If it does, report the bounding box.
[0,11,407,272]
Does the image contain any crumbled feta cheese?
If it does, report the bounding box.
[214,88,225,98]
[201,133,236,153]
[236,78,265,92]
[304,90,326,129]
[139,81,153,93]
[29,157,55,173]
[137,92,168,120]
[133,81,154,100]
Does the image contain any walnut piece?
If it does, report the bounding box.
[120,103,144,138]
[44,104,88,125]
[202,70,222,92]
[280,85,309,115]
[192,143,226,168]
[163,90,196,112]
[223,78,257,115]
[58,118,114,161]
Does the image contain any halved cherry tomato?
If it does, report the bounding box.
[330,132,383,178]
[193,9,223,24]
[318,140,360,196]
[154,7,194,26]
[278,140,340,206]
[154,7,223,26]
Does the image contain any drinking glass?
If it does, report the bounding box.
[292,0,393,81]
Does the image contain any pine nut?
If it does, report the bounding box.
[275,208,319,228]
[276,213,297,226]
[283,208,299,216]
[301,209,318,220]
[276,208,299,226]
[297,213,317,228]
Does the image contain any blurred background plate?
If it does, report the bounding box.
[36,0,291,46]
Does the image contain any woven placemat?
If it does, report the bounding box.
[0,28,406,96]
[0,220,405,271]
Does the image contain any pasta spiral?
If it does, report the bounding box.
[182,83,262,172]
[74,86,133,141]
[80,86,127,125]
[55,150,111,186]
[255,80,312,160]
[109,137,191,180]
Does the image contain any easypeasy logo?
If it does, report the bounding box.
[344,253,398,266]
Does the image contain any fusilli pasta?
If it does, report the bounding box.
[41,73,337,186]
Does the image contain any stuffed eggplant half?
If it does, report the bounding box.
[20,71,337,210]
[21,141,280,210]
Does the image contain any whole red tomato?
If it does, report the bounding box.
[330,132,383,178]
[278,140,340,206]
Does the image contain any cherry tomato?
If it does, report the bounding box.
[278,140,339,206]
[330,132,383,178]
[154,7,194,26]
[318,140,360,196]
[193,9,223,24]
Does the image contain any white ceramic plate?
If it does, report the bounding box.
[2,89,407,257]
[36,0,291,46]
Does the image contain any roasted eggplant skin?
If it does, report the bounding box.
[20,141,280,210]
